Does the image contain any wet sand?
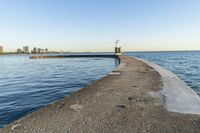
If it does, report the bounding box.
[1,56,200,133]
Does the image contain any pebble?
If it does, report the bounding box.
[11,124,21,130]
[116,105,126,108]
[128,97,145,101]
[70,104,83,111]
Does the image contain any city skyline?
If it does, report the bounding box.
[1,0,200,52]
[0,45,51,53]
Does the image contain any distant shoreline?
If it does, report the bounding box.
[1,50,200,55]
[0,52,66,55]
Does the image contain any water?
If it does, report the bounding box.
[126,51,200,96]
[0,54,117,127]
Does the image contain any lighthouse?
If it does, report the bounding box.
[115,40,122,55]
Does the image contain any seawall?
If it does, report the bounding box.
[29,54,116,59]
[137,58,200,114]
[1,55,200,133]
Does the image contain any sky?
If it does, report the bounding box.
[0,0,200,52]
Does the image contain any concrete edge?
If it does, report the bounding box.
[135,57,200,115]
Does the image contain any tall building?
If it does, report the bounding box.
[0,45,3,53]
[17,48,22,54]
[45,48,48,53]
[31,47,37,54]
[23,46,29,54]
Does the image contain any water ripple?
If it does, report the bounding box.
[0,55,117,127]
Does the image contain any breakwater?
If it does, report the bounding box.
[1,55,200,133]
[30,54,116,59]
[126,51,200,96]
[137,58,200,114]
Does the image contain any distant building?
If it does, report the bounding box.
[17,48,22,54]
[31,47,49,54]
[31,47,37,54]
[45,48,48,53]
[0,45,3,53]
[38,48,44,53]
[23,46,29,54]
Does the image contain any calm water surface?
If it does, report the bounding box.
[126,51,200,96]
[0,55,117,127]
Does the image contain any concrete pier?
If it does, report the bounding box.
[29,54,116,59]
[137,58,200,114]
[1,56,200,133]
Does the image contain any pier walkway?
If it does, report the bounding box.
[1,56,200,133]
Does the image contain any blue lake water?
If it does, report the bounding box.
[1,52,200,128]
[126,51,200,96]
[0,55,117,127]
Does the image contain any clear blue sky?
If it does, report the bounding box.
[0,0,200,52]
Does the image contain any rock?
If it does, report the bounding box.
[128,97,134,100]
[70,104,83,111]
[116,105,126,108]
[128,97,145,102]
[136,98,140,101]
[11,124,21,130]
